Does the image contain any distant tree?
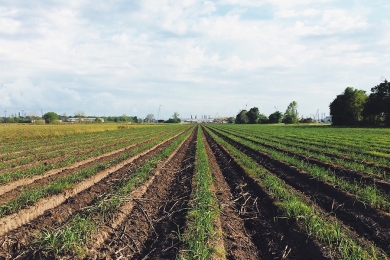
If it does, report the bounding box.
[227,117,235,124]
[329,87,367,126]
[145,114,155,123]
[258,113,269,124]
[173,112,180,121]
[283,101,299,124]
[268,111,283,124]
[362,80,390,126]
[246,107,260,124]
[235,110,248,124]
[166,112,181,123]
[121,114,129,122]
[58,113,68,122]
[299,117,315,123]
[43,112,59,124]
[75,110,85,123]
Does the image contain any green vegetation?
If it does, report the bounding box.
[330,79,390,126]
[34,127,194,257]
[282,101,299,124]
[43,112,59,124]
[0,126,186,186]
[330,87,367,126]
[209,125,390,211]
[205,126,384,259]
[166,112,181,123]
[0,132,181,218]
[181,126,223,259]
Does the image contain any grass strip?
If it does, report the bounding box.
[180,126,224,259]
[0,131,182,218]
[33,127,194,258]
[219,127,390,178]
[205,127,385,260]
[210,127,390,211]
[0,129,182,186]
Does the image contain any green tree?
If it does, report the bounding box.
[246,107,260,124]
[227,117,235,124]
[362,80,390,126]
[166,112,181,123]
[283,101,299,124]
[144,114,155,123]
[329,87,367,126]
[258,113,269,124]
[235,110,248,124]
[268,111,283,124]
[43,112,59,124]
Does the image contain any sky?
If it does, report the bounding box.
[0,0,389,120]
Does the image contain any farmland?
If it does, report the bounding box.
[0,124,389,259]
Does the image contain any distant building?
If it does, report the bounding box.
[321,116,332,123]
[66,117,97,123]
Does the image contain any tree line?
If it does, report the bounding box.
[233,101,306,124]
[330,79,390,126]
[0,111,182,124]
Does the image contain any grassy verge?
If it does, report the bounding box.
[180,126,224,259]
[205,127,385,260]
[33,127,194,258]
[0,128,183,185]
[209,127,390,211]
[0,130,184,218]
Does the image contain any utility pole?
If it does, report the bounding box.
[157,105,161,121]
[4,110,6,118]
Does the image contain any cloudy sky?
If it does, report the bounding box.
[0,0,389,120]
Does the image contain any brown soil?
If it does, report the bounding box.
[203,129,260,259]
[218,128,390,194]
[208,127,390,255]
[203,127,327,259]
[227,128,390,176]
[91,128,197,259]
[0,135,166,205]
[0,130,187,259]
[0,133,161,176]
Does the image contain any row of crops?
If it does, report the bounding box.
[0,124,389,259]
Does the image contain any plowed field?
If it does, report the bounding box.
[0,124,389,259]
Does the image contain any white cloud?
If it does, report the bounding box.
[0,0,388,118]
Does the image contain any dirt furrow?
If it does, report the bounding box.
[204,128,327,259]
[0,130,186,248]
[225,128,390,175]
[208,127,390,255]
[0,131,186,259]
[216,128,390,193]
[93,128,197,259]
[203,129,260,259]
[0,133,174,198]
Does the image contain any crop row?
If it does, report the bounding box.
[220,125,390,157]
[1,124,389,259]
[0,127,179,173]
[30,127,194,257]
[219,125,390,170]
[0,126,188,186]
[204,126,387,259]
[208,126,390,212]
